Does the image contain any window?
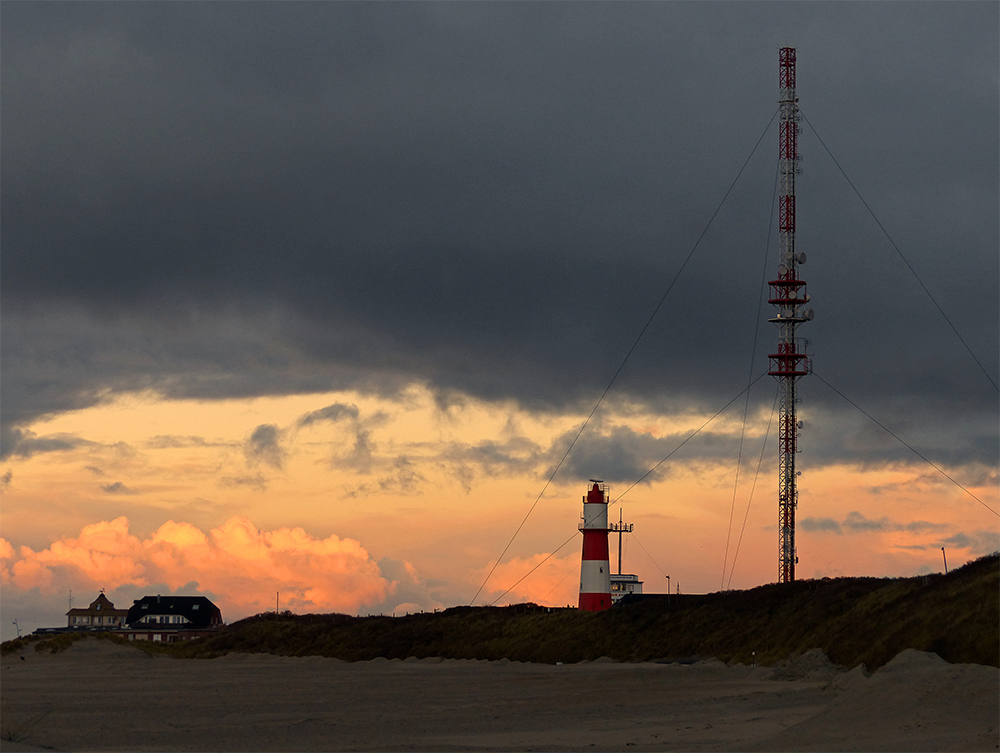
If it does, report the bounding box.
[192,604,199,610]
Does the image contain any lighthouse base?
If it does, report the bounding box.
[579,592,611,612]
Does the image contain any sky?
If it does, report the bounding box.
[1,2,997,642]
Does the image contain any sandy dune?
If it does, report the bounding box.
[1,638,996,751]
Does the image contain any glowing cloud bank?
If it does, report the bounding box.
[1,517,395,618]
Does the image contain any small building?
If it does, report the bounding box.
[610,573,643,603]
[66,593,129,629]
[121,595,224,643]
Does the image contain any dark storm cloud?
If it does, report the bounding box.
[801,512,950,536]
[343,455,426,499]
[799,402,999,470]
[340,428,374,474]
[939,531,999,555]
[0,428,93,460]
[1,4,997,471]
[219,474,269,492]
[448,436,544,479]
[145,435,226,449]
[295,402,392,473]
[800,517,842,534]
[842,512,948,534]
[551,423,750,486]
[100,481,137,495]
[243,424,285,470]
[297,404,361,428]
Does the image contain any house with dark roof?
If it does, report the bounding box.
[121,595,224,643]
[66,592,129,629]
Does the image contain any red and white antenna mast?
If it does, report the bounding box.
[768,47,813,583]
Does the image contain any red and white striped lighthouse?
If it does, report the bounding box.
[578,481,612,611]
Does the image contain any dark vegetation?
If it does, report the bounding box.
[4,553,996,670]
[1,629,146,656]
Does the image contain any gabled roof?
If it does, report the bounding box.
[66,592,128,617]
[125,595,223,629]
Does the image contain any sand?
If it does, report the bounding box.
[1,640,996,752]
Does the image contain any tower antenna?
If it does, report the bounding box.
[610,507,634,576]
[768,47,813,583]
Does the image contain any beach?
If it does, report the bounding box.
[1,638,996,752]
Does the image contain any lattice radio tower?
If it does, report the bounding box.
[768,47,813,583]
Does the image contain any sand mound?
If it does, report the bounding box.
[874,646,951,674]
[748,650,999,752]
[827,661,870,693]
[770,647,847,682]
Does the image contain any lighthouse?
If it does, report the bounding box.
[578,481,612,611]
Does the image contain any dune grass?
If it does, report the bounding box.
[4,553,995,669]
[2,627,151,656]
[162,552,997,669]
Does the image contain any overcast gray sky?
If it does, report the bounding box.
[2,1,998,475]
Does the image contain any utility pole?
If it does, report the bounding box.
[941,547,948,574]
[769,46,813,583]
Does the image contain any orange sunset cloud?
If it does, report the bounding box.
[1,516,398,619]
